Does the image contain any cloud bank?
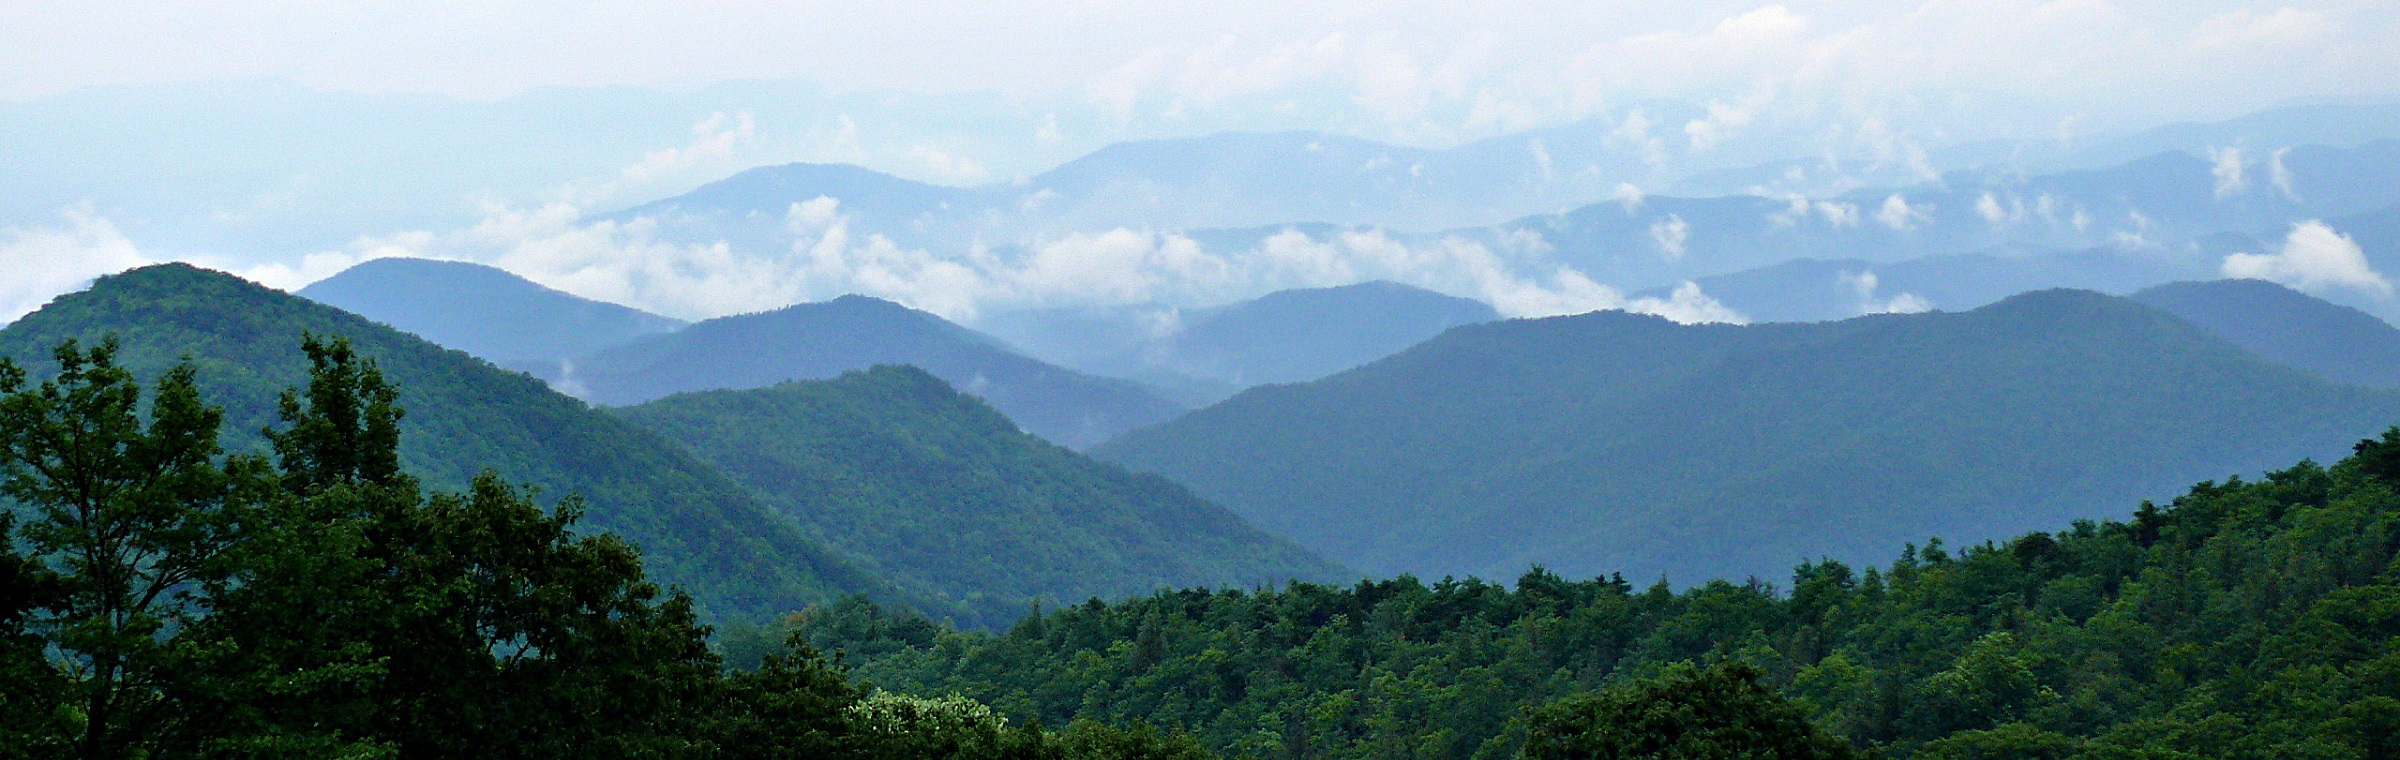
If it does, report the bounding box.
[303,196,1745,326]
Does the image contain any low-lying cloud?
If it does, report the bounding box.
[0,209,153,323]
[318,196,1750,326]
[2208,146,2247,199]
[2221,220,2393,296]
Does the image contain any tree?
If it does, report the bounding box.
[0,513,69,759]
[232,336,723,757]
[1521,661,1865,760]
[0,338,270,758]
[2354,426,2400,485]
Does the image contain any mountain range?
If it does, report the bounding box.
[562,295,1186,448]
[610,131,2400,341]
[296,257,1190,449]
[979,280,1501,402]
[1,264,1338,624]
[1096,289,2400,582]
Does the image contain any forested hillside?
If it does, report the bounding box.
[615,366,1346,628]
[1100,289,2400,583]
[796,434,2400,758]
[569,294,1186,448]
[0,340,1215,757]
[0,264,876,619]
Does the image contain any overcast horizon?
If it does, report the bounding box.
[6,1,2399,325]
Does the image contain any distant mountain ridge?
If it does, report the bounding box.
[616,365,1347,627]
[1098,289,2400,583]
[980,281,1500,401]
[566,294,1186,448]
[299,257,685,367]
[2132,278,2400,388]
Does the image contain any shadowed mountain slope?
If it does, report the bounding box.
[568,295,1186,448]
[1098,290,2400,582]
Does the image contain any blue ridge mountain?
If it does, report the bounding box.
[1096,289,2400,583]
[981,281,1500,401]
[299,257,684,367]
[2131,278,2400,388]
[565,295,1186,448]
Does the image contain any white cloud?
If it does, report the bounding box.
[2207,145,2246,199]
[2222,220,2392,296]
[1613,182,1645,212]
[0,207,403,323]
[557,112,757,205]
[2268,147,2299,201]
[1817,201,1860,228]
[1649,214,1690,259]
[1836,268,1932,315]
[1627,281,1746,324]
[1875,194,1926,231]
[1683,86,1772,152]
[1976,193,2007,225]
[0,209,155,323]
[336,194,1702,325]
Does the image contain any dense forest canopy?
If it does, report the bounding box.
[792,430,2400,758]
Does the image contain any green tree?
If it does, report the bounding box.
[0,513,69,758]
[2355,426,2400,485]
[1486,662,1860,759]
[0,338,270,758]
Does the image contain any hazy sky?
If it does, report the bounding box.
[5,1,2398,325]
[5,1,2394,137]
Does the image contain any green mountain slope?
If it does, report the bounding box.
[570,295,1186,448]
[616,366,1346,627]
[1098,290,2400,582]
[299,257,684,367]
[2131,278,2400,388]
[0,264,876,620]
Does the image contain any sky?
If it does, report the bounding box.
[3,1,2398,323]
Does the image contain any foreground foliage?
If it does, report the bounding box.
[800,428,2400,758]
[0,337,1203,759]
